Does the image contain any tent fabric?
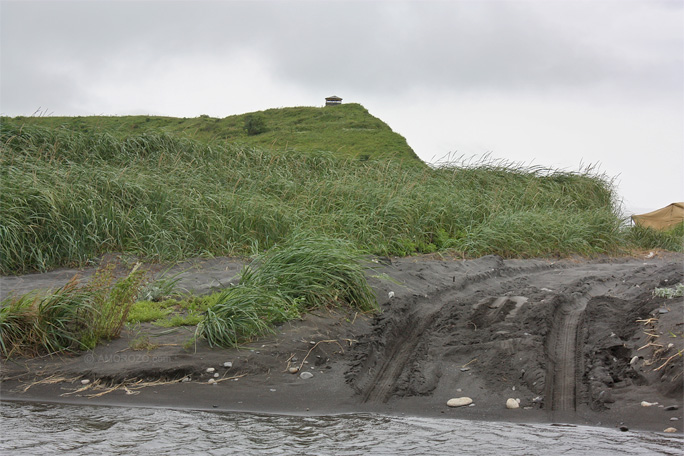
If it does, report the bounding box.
[632,202,684,231]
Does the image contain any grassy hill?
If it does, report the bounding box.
[1,115,633,274]
[7,103,420,163]
[1,105,680,275]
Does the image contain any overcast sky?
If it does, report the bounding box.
[1,0,682,214]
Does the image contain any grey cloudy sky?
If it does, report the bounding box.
[1,0,682,214]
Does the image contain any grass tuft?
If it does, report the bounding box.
[0,264,145,358]
[196,233,377,348]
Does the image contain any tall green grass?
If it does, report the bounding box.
[625,223,683,252]
[0,279,92,357]
[196,234,376,348]
[1,119,630,274]
[0,264,145,357]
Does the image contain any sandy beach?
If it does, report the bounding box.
[1,252,682,434]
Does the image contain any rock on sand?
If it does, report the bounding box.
[447,397,473,407]
[506,398,520,409]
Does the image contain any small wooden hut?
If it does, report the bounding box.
[325,95,342,106]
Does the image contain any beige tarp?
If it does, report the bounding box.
[631,202,684,231]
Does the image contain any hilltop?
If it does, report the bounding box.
[7,103,420,163]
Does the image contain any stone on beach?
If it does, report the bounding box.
[447,397,473,407]
[506,398,520,409]
[299,371,314,379]
[641,401,658,407]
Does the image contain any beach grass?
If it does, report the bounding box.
[196,233,376,348]
[0,264,145,357]
[625,223,684,253]
[0,119,635,275]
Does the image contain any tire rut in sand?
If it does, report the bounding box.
[544,295,587,411]
[543,281,608,412]
[358,309,439,403]
[352,257,564,403]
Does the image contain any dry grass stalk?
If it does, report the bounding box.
[19,375,76,393]
[296,339,343,371]
[654,349,683,372]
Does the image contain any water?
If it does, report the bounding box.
[1,402,682,456]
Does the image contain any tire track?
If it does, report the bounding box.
[353,258,565,403]
[544,295,587,411]
[359,311,439,403]
[544,280,610,411]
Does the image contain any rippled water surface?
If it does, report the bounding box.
[1,402,682,455]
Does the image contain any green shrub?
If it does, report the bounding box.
[244,114,267,136]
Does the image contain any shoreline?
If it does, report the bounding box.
[2,253,683,434]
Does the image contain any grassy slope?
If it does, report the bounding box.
[8,103,420,163]
[1,116,628,274]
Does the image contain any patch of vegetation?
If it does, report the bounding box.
[129,333,158,351]
[625,223,684,253]
[127,300,175,324]
[653,283,684,299]
[128,293,213,327]
[244,113,266,136]
[138,268,185,302]
[2,103,419,162]
[0,120,631,275]
[0,264,145,358]
[196,233,377,348]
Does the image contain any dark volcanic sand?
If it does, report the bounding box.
[1,252,682,433]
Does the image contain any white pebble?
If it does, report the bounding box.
[506,398,520,409]
[641,401,658,407]
[388,291,395,299]
[80,379,90,385]
[629,356,639,365]
[223,362,233,368]
[214,373,219,378]
[447,397,473,407]
[664,427,677,433]
[206,367,215,373]
[208,379,215,384]
[300,371,314,379]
